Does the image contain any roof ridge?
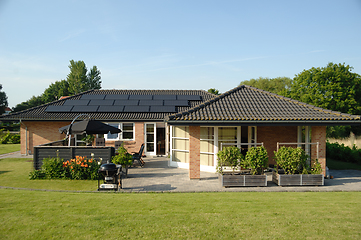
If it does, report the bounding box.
[244,85,360,120]
[166,85,244,120]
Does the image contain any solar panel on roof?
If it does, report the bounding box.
[139,100,163,106]
[177,95,201,101]
[150,106,176,113]
[114,100,139,105]
[71,106,99,112]
[123,105,150,112]
[129,95,153,100]
[88,100,114,105]
[164,100,189,106]
[104,94,129,100]
[80,94,105,100]
[45,105,74,112]
[63,100,90,105]
[97,106,124,112]
[153,95,177,100]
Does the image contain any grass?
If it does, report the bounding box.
[0,189,360,239]
[0,144,20,155]
[0,158,97,191]
[0,157,361,239]
[327,158,361,171]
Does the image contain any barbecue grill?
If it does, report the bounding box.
[97,162,122,191]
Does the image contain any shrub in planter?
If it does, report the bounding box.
[112,143,133,176]
[274,146,308,174]
[216,146,244,174]
[244,146,268,175]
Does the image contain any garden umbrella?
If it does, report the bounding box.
[59,119,121,135]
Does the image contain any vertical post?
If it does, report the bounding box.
[189,126,200,179]
[311,126,326,176]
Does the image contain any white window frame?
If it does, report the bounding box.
[104,122,134,141]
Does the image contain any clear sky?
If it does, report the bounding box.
[1,0,361,108]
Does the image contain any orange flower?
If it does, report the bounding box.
[70,166,73,169]
[84,164,88,167]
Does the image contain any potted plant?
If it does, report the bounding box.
[112,143,133,177]
[217,146,268,187]
[273,146,324,186]
[81,134,95,146]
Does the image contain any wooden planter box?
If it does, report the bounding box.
[272,171,324,186]
[219,174,267,187]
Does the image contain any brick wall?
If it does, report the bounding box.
[101,122,144,154]
[20,121,70,154]
[20,121,145,155]
[311,126,326,175]
[257,126,298,165]
[189,125,200,179]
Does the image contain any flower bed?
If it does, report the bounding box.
[29,156,101,180]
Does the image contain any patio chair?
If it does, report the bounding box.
[95,138,105,146]
[132,143,145,167]
[114,141,123,152]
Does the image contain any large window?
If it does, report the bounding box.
[171,126,189,163]
[104,123,134,141]
[218,127,237,150]
[200,127,214,166]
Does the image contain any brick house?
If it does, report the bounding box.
[0,89,215,156]
[1,85,360,178]
[165,86,361,178]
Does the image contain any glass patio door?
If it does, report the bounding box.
[145,123,156,155]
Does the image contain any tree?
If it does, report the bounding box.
[42,80,70,103]
[67,60,101,95]
[208,88,220,95]
[13,60,101,112]
[0,84,8,114]
[240,77,292,95]
[284,62,361,137]
[285,63,361,115]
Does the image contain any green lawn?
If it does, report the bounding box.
[327,158,361,171]
[0,158,97,191]
[0,189,360,239]
[0,157,361,239]
[0,144,20,155]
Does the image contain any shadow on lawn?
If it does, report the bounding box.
[0,171,11,175]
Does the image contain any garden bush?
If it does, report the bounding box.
[274,146,309,174]
[244,146,268,175]
[29,156,101,180]
[326,141,361,164]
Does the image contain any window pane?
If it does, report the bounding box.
[200,127,214,139]
[123,123,133,131]
[147,143,154,152]
[173,126,189,138]
[219,127,237,140]
[172,151,189,163]
[200,140,214,153]
[123,132,133,139]
[173,138,189,150]
[200,153,213,166]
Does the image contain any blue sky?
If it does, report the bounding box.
[1,0,361,108]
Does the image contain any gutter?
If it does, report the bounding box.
[165,119,361,126]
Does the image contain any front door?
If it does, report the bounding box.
[145,123,156,156]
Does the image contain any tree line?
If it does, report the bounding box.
[12,60,101,112]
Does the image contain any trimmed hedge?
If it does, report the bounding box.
[326,141,361,165]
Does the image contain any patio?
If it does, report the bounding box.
[122,156,361,192]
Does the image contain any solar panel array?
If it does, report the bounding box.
[45,94,202,113]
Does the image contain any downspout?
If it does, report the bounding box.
[20,119,28,156]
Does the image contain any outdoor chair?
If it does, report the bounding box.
[114,141,123,152]
[95,138,105,146]
[132,143,145,167]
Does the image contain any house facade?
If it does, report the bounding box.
[1,85,360,179]
[1,89,215,156]
[165,86,361,178]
